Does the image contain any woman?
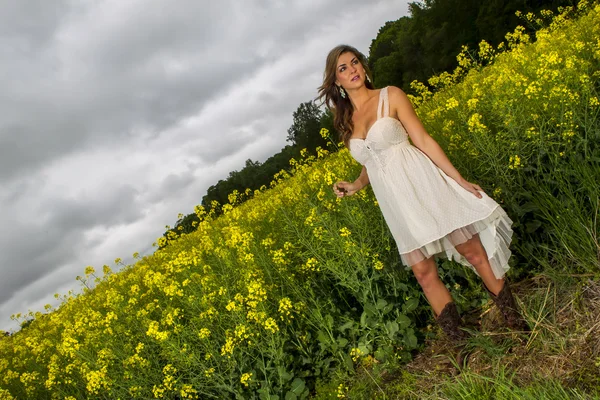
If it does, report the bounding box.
[317,44,527,364]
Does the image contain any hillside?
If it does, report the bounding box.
[1,1,599,399]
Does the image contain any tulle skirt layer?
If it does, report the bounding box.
[399,206,513,279]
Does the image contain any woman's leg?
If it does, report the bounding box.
[454,233,528,330]
[453,233,504,295]
[411,255,452,316]
[412,254,470,366]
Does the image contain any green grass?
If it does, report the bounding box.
[313,274,600,399]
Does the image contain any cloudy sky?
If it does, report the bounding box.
[0,0,409,332]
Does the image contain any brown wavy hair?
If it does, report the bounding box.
[316,44,375,148]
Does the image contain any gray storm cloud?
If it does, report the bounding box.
[0,0,408,331]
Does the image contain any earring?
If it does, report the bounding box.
[366,75,372,83]
[339,85,346,99]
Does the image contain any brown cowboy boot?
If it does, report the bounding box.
[436,301,471,367]
[485,280,528,331]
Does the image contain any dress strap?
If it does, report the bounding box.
[376,86,389,119]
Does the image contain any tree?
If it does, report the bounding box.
[368,0,574,94]
[286,101,328,152]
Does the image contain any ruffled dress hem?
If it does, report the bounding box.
[399,205,513,279]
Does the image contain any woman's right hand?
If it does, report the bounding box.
[333,181,359,198]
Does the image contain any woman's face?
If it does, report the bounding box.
[335,51,365,89]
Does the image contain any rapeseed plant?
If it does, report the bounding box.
[1,2,598,398]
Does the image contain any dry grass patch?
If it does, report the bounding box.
[403,274,600,396]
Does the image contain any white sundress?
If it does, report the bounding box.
[348,86,513,279]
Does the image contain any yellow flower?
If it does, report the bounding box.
[261,237,275,247]
[220,337,235,357]
[339,227,351,237]
[226,301,239,312]
[466,98,479,110]
[350,347,363,362]
[508,155,522,169]
[301,257,319,273]
[467,113,487,133]
[278,297,294,320]
[313,226,325,240]
[240,372,253,387]
[263,317,279,333]
[337,383,349,398]
[179,384,197,399]
[445,97,459,110]
[478,40,495,61]
[561,130,575,140]
[198,328,211,339]
[146,321,169,341]
[270,248,287,265]
[370,253,384,270]
[102,265,112,276]
[85,367,109,395]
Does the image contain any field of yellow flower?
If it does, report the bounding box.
[1,1,599,399]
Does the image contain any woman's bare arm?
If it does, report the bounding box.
[333,165,369,197]
[354,166,370,190]
[387,85,483,198]
[387,86,465,183]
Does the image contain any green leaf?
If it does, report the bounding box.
[382,303,394,315]
[374,347,388,361]
[290,378,306,395]
[397,314,411,329]
[405,329,418,348]
[360,311,368,327]
[376,298,388,310]
[278,366,293,382]
[385,321,399,339]
[325,314,334,329]
[285,392,298,400]
[358,342,370,355]
[342,352,354,371]
[258,389,280,400]
[404,298,419,312]
[337,337,348,347]
[317,330,329,345]
[339,321,354,332]
[363,302,378,317]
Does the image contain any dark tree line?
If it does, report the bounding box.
[369,0,575,91]
[162,103,335,242]
[197,101,334,211]
[162,0,573,243]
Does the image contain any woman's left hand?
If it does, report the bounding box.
[458,179,484,198]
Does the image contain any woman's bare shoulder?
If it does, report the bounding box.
[386,85,406,98]
[387,85,416,115]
